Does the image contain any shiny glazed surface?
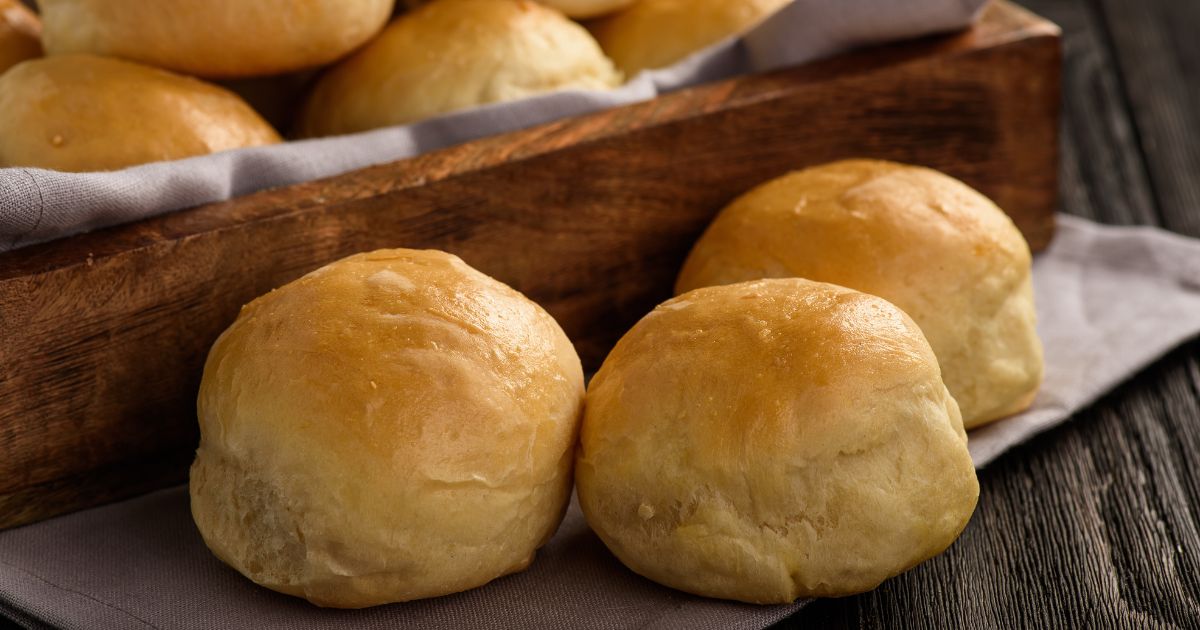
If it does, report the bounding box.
[190,249,585,608]
[591,0,791,76]
[298,0,620,136]
[677,160,1044,428]
[38,0,394,78]
[578,279,979,603]
[0,54,279,171]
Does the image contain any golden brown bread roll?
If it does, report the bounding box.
[190,249,585,608]
[591,0,790,76]
[538,0,636,18]
[394,0,634,19]
[676,160,1044,428]
[38,0,394,79]
[0,0,40,75]
[0,54,280,172]
[298,0,621,137]
[577,279,979,603]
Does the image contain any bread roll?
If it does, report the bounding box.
[190,249,585,608]
[298,0,621,137]
[393,0,635,21]
[538,0,636,18]
[0,54,279,172]
[0,0,40,75]
[38,0,393,78]
[591,0,790,76]
[676,160,1044,428]
[577,279,979,603]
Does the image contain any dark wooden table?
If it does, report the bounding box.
[783,0,1200,627]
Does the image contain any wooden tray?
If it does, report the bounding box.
[0,1,1060,530]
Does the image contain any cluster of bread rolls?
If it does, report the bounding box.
[191,159,1042,607]
[0,0,791,172]
[677,160,1044,428]
[580,160,1042,602]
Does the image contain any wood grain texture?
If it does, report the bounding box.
[1097,0,1200,236]
[782,0,1200,626]
[0,2,1061,531]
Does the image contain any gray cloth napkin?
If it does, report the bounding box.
[2,215,1200,630]
[970,215,1200,465]
[0,0,987,253]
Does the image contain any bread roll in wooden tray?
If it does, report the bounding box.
[0,0,1059,530]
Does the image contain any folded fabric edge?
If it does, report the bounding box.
[969,215,1200,468]
[0,0,992,253]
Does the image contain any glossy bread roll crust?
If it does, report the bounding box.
[537,0,636,18]
[577,279,979,603]
[0,0,41,75]
[38,0,394,78]
[0,54,279,172]
[298,0,621,137]
[591,0,790,76]
[190,249,585,608]
[393,1,635,25]
[676,160,1044,428]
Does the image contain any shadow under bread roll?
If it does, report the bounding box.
[590,0,791,77]
[218,70,320,136]
[577,279,979,603]
[37,0,394,79]
[0,0,40,75]
[675,160,1044,429]
[190,249,585,608]
[0,54,279,172]
[298,0,621,137]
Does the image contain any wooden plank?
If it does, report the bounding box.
[784,0,1200,626]
[0,2,1059,280]
[1044,0,1158,226]
[788,348,1200,629]
[0,2,1061,530]
[1096,0,1200,236]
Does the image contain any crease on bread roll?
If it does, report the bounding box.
[577,279,979,603]
[397,0,635,18]
[190,249,585,608]
[298,0,621,137]
[590,0,791,77]
[393,0,428,13]
[38,0,394,78]
[675,159,1044,428]
[0,0,41,75]
[0,54,280,172]
[536,0,637,19]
